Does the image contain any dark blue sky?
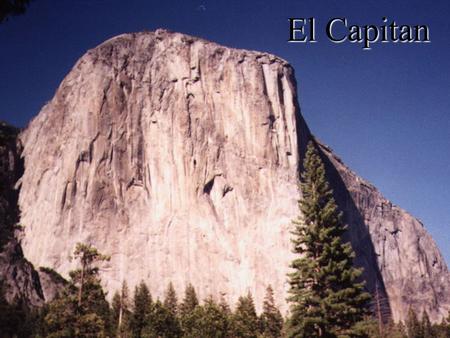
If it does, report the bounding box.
[1,0,449,263]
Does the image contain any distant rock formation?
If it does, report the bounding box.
[15,30,450,322]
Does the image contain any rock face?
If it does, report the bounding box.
[318,143,450,322]
[37,267,68,303]
[18,30,450,322]
[0,122,44,306]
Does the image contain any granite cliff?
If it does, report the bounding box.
[15,30,450,322]
[0,123,66,307]
[0,122,43,306]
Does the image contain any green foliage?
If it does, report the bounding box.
[0,287,36,338]
[231,292,259,338]
[112,281,132,337]
[260,285,283,338]
[286,141,371,338]
[0,121,19,143]
[353,317,408,338]
[442,311,450,337]
[406,308,423,338]
[353,310,450,338]
[44,287,77,337]
[179,283,199,317]
[351,317,379,337]
[163,282,178,317]
[141,300,182,338]
[44,242,110,337]
[177,295,230,338]
[422,311,434,338]
[384,320,408,338]
[218,293,232,317]
[131,280,153,338]
[179,283,200,335]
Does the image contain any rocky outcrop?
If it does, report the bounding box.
[17,30,450,322]
[319,142,450,322]
[37,267,68,302]
[0,122,44,307]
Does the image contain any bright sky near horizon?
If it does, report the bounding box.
[1,0,449,263]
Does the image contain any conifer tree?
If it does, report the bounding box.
[440,311,450,338]
[112,291,122,332]
[406,307,422,338]
[179,283,200,335]
[421,310,433,338]
[218,292,232,318]
[204,296,231,337]
[112,281,132,338]
[131,280,152,338]
[286,141,370,338]
[260,285,284,338]
[142,300,182,338]
[352,316,379,337]
[44,243,110,337]
[163,282,178,317]
[179,283,199,316]
[231,291,259,338]
[355,317,408,338]
[182,296,230,338]
[384,320,408,338]
[444,311,450,337]
[395,321,408,338]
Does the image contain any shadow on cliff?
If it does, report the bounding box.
[0,122,45,305]
[290,89,392,320]
[318,142,392,321]
[0,122,23,248]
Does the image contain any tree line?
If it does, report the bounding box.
[1,141,450,337]
[0,242,284,337]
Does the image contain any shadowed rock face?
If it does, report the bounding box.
[319,143,450,322]
[0,122,44,306]
[318,143,450,322]
[17,30,450,321]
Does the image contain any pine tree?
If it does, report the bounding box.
[203,296,230,337]
[179,283,199,316]
[439,311,450,338]
[231,291,259,338]
[44,242,110,337]
[406,307,422,338]
[218,292,232,318]
[112,281,132,338]
[182,296,230,338]
[286,141,371,338]
[142,300,182,338]
[352,316,379,337]
[112,291,122,329]
[163,282,178,317]
[354,317,408,338]
[421,310,433,338]
[179,283,200,335]
[385,320,408,338]
[131,280,152,338]
[44,287,77,337]
[260,285,283,338]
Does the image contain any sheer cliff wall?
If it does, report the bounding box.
[18,30,450,322]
